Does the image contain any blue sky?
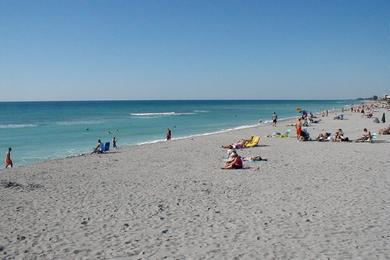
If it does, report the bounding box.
[0,0,389,101]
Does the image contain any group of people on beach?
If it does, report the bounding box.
[90,128,172,154]
[315,128,373,142]
[219,103,389,170]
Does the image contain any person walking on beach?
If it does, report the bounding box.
[272,112,278,127]
[382,113,386,123]
[166,128,172,141]
[112,136,117,149]
[295,118,302,140]
[4,147,13,168]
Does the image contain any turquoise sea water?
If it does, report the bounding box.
[0,100,356,166]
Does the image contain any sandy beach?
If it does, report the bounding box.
[1,105,390,259]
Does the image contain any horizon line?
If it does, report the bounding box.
[0,98,360,103]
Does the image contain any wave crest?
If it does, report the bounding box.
[0,124,37,129]
[56,120,104,126]
[130,112,195,117]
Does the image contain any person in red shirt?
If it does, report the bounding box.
[222,151,243,169]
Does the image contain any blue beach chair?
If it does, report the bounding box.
[98,142,110,153]
[104,142,110,152]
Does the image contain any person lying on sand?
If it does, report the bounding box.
[333,129,350,142]
[222,138,249,149]
[242,156,268,161]
[334,114,344,120]
[222,151,243,169]
[355,128,372,142]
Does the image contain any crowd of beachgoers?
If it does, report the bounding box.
[219,101,390,170]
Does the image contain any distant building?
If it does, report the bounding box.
[384,94,390,100]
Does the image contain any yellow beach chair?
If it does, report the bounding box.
[245,135,260,147]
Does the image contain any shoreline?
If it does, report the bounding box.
[2,103,353,169]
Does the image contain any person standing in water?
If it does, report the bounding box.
[5,147,13,168]
[166,128,172,141]
[272,112,278,127]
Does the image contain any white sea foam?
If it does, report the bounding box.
[56,120,105,126]
[135,116,304,146]
[0,124,37,129]
[193,110,209,113]
[135,123,262,146]
[130,112,196,117]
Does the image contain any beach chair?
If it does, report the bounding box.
[99,143,105,153]
[103,142,110,152]
[98,142,110,153]
[245,136,260,147]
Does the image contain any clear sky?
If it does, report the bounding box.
[0,0,389,101]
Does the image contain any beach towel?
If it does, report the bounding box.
[245,136,260,147]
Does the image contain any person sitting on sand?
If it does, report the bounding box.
[222,151,243,169]
[316,132,331,142]
[4,147,13,168]
[355,128,372,142]
[91,139,102,154]
[333,129,349,142]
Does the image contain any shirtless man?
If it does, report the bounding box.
[355,128,372,142]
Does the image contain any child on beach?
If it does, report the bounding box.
[4,147,13,168]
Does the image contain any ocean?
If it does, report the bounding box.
[0,100,356,166]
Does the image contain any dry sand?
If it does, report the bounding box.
[1,108,390,259]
